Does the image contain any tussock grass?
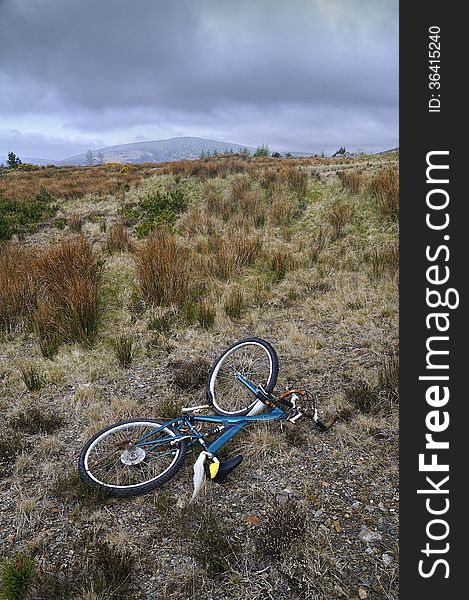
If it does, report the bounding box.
[169,357,210,392]
[112,333,135,367]
[135,230,194,307]
[264,245,297,282]
[19,362,44,392]
[269,195,296,227]
[1,553,35,600]
[216,229,263,279]
[157,394,183,419]
[195,301,216,329]
[105,221,132,253]
[287,168,308,200]
[366,166,399,219]
[35,236,103,354]
[10,402,64,435]
[326,200,355,239]
[338,168,364,194]
[256,498,307,559]
[0,163,151,202]
[1,236,102,354]
[344,349,399,415]
[370,242,399,279]
[223,287,244,320]
[308,226,330,263]
[0,244,38,333]
[67,212,83,232]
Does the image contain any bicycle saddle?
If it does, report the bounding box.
[212,454,243,484]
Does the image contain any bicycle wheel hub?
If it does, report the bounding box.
[120,446,146,465]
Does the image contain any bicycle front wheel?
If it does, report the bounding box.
[78,419,187,497]
[207,338,279,416]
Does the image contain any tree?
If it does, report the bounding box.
[97,151,105,166]
[85,149,95,166]
[271,151,281,158]
[7,151,22,169]
[254,144,269,157]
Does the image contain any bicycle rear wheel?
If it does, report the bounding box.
[207,338,279,416]
[78,419,187,497]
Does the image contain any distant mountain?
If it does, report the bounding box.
[57,137,252,166]
[56,137,311,166]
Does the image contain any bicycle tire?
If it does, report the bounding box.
[78,419,187,497]
[207,338,279,416]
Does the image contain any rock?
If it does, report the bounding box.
[245,515,261,526]
[358,525,382,544]
[382,553,393,566]
[358,588,368,599]
[333,519,343,533]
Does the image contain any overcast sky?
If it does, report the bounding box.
[0,0,398,160]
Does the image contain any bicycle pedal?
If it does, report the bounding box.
[288,412,302,423]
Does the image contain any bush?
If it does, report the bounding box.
[0,187,57,241]
[119,189,188,237]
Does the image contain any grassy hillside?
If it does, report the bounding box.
[0,153,399,599]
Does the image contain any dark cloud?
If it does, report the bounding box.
[0,0,398,157]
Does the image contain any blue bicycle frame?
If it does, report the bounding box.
[136,373,288,458]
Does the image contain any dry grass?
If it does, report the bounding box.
[256,498,307,559]
[135,230,195,307]
[264,245,297,281]
[0,153,399,600]
[326,200,355,239]
[112,333,135,367]
[34,236,103,354]
[0,163,152,201]
[67,213,83,232]
[105,221,132,253]
[18,362,44,392]
[287,168,308,200]
[0,244,38,333]
[215,229,263,280]
[337,168,364,194]
[370,242,399,279]
[223,287,245,320]
[366,166,399,219]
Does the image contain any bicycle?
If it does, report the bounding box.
[78,337,326,501]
